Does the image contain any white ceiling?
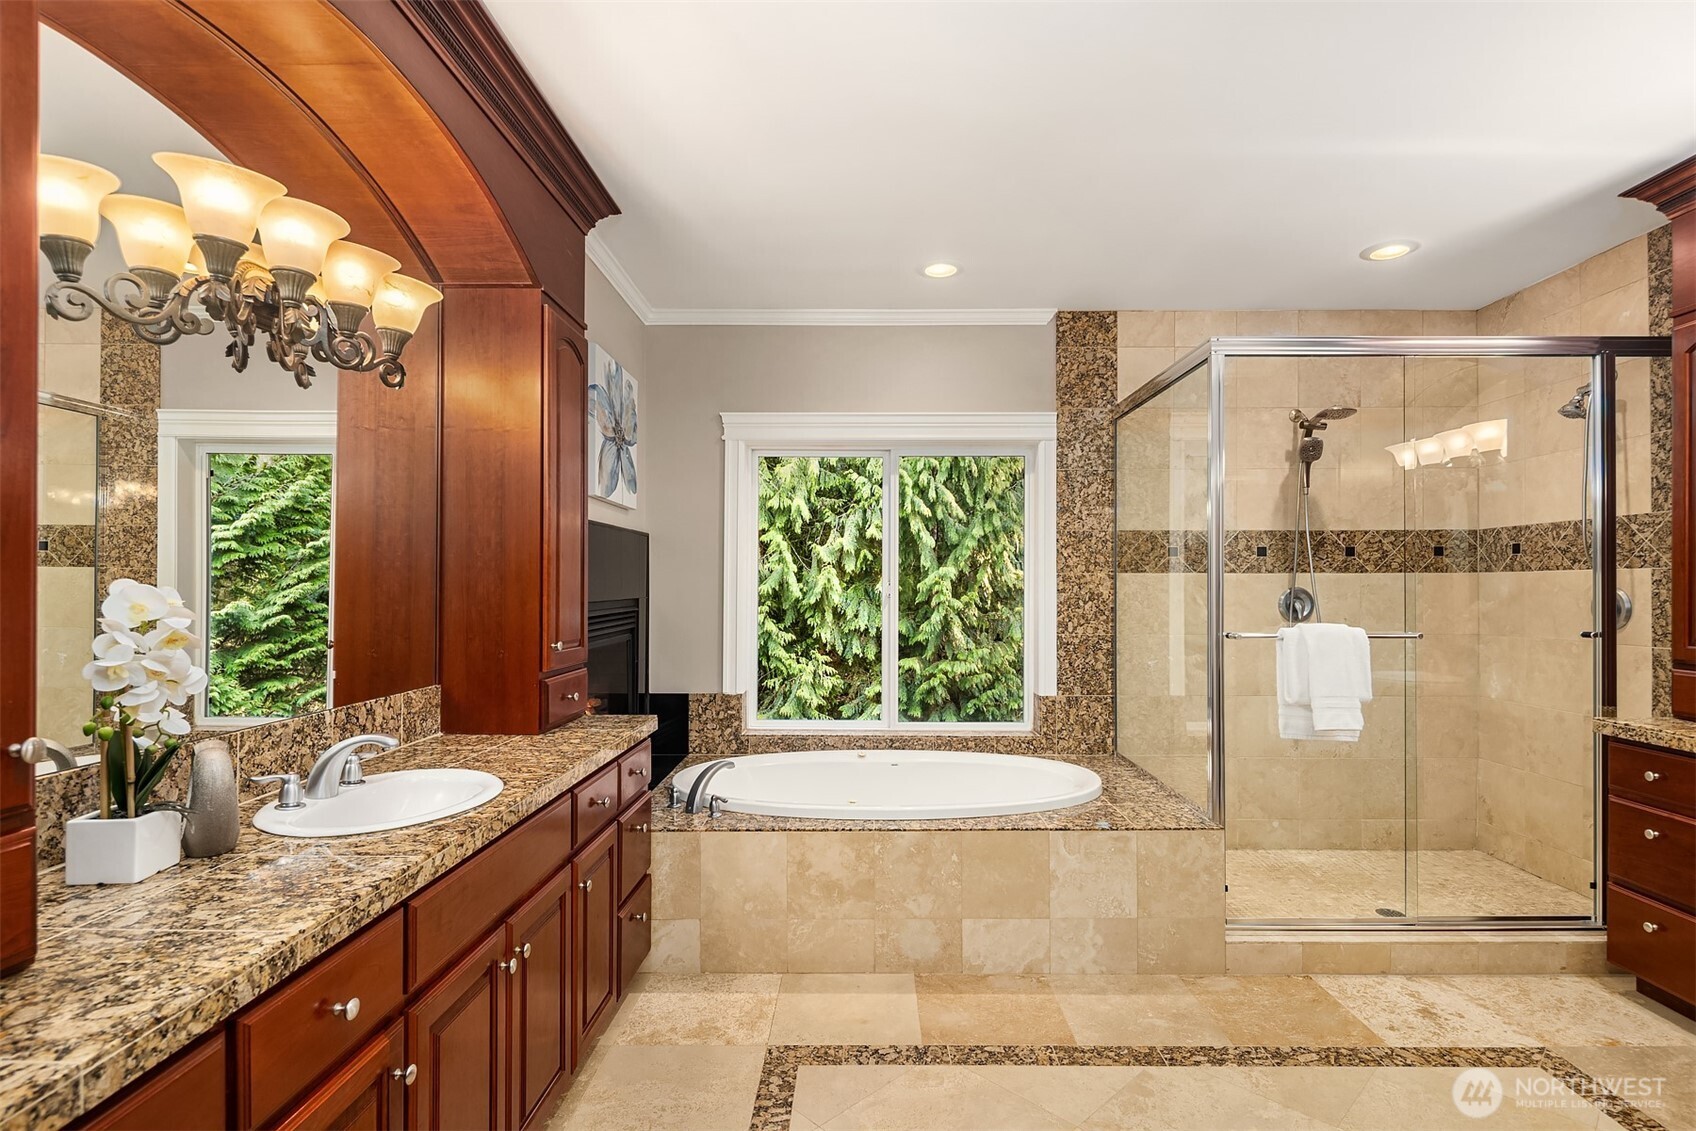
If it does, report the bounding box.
[486,0,1696,322]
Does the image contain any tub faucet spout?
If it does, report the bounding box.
[685,759,736,814]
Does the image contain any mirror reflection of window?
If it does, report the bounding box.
[35,402,100,757]
[204,451,334,723]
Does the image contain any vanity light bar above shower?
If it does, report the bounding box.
[1222,631,1424,639]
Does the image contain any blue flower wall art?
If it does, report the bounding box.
[587,344,638,509]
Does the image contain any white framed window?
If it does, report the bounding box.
[723,413,1057,733]
[157,410,336,729]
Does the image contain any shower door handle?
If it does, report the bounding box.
[1580,630,1602,639]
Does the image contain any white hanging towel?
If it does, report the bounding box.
[1275,623,1372,742]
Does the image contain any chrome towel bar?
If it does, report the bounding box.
[1222,630,1423,640]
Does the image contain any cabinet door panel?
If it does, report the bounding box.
[618,874,652,997]
[406,928,507,1131]
[76,1031,227,1130]
[509,869,570,1128]
[572,823,618,1061]
[1673,319,1696,694]
[271,1021,405,1131]
[543,304,588,676]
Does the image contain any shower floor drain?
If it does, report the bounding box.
[1374,907,1407,918]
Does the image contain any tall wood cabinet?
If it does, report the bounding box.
[439,292,592,735]
[1626,156,1696,715]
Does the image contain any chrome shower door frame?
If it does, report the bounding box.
[1113,335,1670,930]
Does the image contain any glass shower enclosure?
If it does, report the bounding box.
[1114,336,1669,927]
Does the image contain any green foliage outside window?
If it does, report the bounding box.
[206,452,332,718]
[755,454,1025,723]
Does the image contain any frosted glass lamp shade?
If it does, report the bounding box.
[1384,442,1417,471]
[99,195,194,273]
[371,274,443,335]
[39,155,120,243]
[152,152,285,242]
[257,198,349,275]
[320,241,401,309]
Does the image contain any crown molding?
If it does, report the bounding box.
[585,231,656,325]
[586,236,1054,328]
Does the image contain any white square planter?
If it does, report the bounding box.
[65,810,183,886]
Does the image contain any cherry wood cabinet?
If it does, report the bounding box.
[507,870,571,1129]
[617,875,653,998]
[273,1021,407,1131]
[405,928,508,1131]
[74,1032,227,1130]
[544,304,589,677]
[572,823,619,1058]
[1603,736,1696,1018]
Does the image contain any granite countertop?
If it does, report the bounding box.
[649,752,1218,833]
[1595,715,1696,756]
[0,714,656,1131]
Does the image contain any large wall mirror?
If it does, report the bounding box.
[32,26,439,771]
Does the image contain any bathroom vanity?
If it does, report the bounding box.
[0,716,656,1130]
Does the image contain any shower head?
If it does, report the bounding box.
[1290,405,1358,433]
[1557,387,1591,420]
[1298,436,1325,464]
[1312,406,1358,425]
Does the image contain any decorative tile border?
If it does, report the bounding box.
[749,1044,1669,1131]
[35,524,95,568]
[1116,515,1670,575]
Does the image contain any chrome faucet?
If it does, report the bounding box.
[684,759,736,815]
[305,734,399,800]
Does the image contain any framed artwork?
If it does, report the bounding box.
[587,343,638,509]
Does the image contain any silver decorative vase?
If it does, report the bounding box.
[182,739,239,858]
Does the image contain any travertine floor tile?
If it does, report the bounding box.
[1078,1066,1341,1130]
[1311,974,1538,1047]
[821,1066,1072,1130]
[544,1045,765,1131]
[601,973,779,1046]
[1050,975,1231,1045]
[917,990,1076,1045]
[967,1066,1141,1124]
[1440,976,1696,1048]
[1558,1044,1696,1131]
[793,1066,912,1126]
[770,973,922,1045]
[1226,848,1593,920]
[1181,975,1386,1046]
[1338,1066,1622,1130]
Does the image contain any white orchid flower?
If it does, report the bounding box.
[159,708,191,736]
[118,681,165,708]
[82,657,145,692]
[144,622,198,652]
[132,734,154,750]
[91,633,138,663]
[101,579,169,629]
[157,585,196,626]
[141,649,207,707]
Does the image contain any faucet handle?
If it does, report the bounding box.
[250,773,305,810]
[341,753,367,787]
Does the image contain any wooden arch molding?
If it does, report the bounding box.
[39,0,533,286]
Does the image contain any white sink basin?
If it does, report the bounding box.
[253,769,504,837]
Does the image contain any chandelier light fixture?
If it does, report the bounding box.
[37,153,442,389]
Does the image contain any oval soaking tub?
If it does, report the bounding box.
[668,750,1101,820]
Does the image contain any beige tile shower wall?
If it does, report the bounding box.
[1472,233,1656,896]
[1114,309,1480,849]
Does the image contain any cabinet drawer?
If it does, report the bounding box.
[1608,798,1696,910]
[1609,741,1696,818]
[618,798,651,903]
[573,761,620,852]
[235,911,404,1128]
[618,875,652,996]
[407,794,571,989]
[620,740,653,808]
[1607,884,1696,1005]
[541,668,589,730]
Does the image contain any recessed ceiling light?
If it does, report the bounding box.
[1360,241,1419,262]
[923,263,958,278]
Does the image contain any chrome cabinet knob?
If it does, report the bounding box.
[551,641,566,652]
[517,943,532,960]
[331,997,360,1021]
[579,878,593,892]
[629,766,647,778]
[392,1064,417,1085]
[1644,828,1662,840]
[568,691,581,701]
[635,823,650,833]
[1643,921,1661,933]
[591,795,612,808]
[500,957,519,974]
[632,912,648,923]
[1644,770,1662,782]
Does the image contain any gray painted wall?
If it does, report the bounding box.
[586,263,649,532]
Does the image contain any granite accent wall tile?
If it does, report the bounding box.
[1056,636,1113,699]
[1054,310,1115,352]
[689,692,748,759]
[1055,347,1117,408]
[96,311,160,594]
[1647,223,1672,337]
[1617,511,1673,570]
[35,523,95,568]
[1056,406,1112,469]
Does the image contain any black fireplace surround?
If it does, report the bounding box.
[587,521,686,779]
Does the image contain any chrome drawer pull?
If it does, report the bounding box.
[1643,921,1661,933]
[331,997,360,1021]
[500,957,519,974]
[1644,828,1662,840]
[630,766,647,778]
[1644,770,1662,782]
[632,912,649,922]
[392,1064,418,1085]
[579,878,593,892]
[517,943,532,960]
[551,641,566,652]
[568,692,581,701]
[635,823,649,833]
[591,796,613,808]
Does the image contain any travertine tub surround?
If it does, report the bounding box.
[0,714,657,1131]
[645,825,1225,977]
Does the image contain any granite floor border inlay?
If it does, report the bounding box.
[748,1043,1669,1131]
